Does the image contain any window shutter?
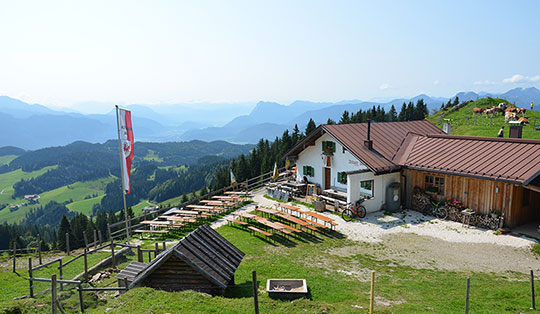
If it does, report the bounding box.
[332,142,336,152]
[337,172,342,183]
[321,141,326,152]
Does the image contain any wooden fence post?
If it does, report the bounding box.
[370,270,375,314]
[98,230,103,245]
[465,277,470,314]
[78,284,84,313]
[65,233,70,256]
[38,237,42,265]
[51,274,57,314]
[93,229,98,249]
[155,243,159,257]
[28,257,33,298]
[531,270,536,310]
[83,248,88,281]
[162,241,166,251]
[12,242,16,272]
[148,251,152,262]
[58,259,64,291]
[252,270,259,314]
[137,246,143,263]
[110,238,115,269]
[83,231,88,248]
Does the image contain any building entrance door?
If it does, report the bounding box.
[324,167,331,190]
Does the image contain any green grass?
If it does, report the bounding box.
[0,155,17,165]
[143,150,163,162]
[82,226,539,313]
[1,225,539,313]
[428,97,540,139]
[0,175,114,223]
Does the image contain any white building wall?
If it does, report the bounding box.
[295,133,368,190]
[347,171,401,212]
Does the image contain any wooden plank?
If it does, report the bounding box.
[133,229,169,234]
[248,226,272,237]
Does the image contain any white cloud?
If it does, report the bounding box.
[502,74,540,83]
[433,80,439,86]
[473,80,496,85]
[379,83,390,90]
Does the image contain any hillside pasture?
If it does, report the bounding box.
[0,155,17,165]
[429,97,540,139]
[0,175,114,224]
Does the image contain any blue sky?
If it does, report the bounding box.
[0,0,539,112]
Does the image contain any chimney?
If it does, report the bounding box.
[509,124,523,139]
[364,120,373,150]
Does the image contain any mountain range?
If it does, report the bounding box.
[1,87,539,149]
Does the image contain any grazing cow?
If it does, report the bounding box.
[493,106,504,116]
[505,111,517,122]
[516,108,527,115]
[473,107,484,116]
[498,103,507,110]
[505,107,517,112]
[518,117,529,124]
[484,107,495,118]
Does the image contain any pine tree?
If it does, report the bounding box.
[388,105,397,121]
[326,118,336,125]
[339,111,350,124]
[305,118,316,135]
[453,96,460,107]
[291,124,301,144]
[398,102,407,121]
[57,215,72,251]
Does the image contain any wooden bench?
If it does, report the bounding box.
[248,226,272,241]
[300,217,328,229]
[133,229,169,234]
[225,217,248,226]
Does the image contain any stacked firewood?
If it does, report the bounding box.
[412,187,431,214]
[411,187,500,230]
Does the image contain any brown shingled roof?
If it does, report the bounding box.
[321,120,444,174]
[394,134,540,184]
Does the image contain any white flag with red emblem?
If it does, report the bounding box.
[117,107,134,194]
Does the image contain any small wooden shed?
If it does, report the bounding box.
[125,224,245,295]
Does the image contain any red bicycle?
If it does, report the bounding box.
[342,199,366,221]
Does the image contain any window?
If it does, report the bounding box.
[321,141,336,153]
[360,180,374,197]
[425,175,445,195]
[337,172,347,184]
[303,165,314,177]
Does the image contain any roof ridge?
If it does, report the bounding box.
[428,134,540,144]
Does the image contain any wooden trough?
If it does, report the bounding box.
[266,279,308,300]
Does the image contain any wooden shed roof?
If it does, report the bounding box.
[393,134,540,185]
[129,224,245,289]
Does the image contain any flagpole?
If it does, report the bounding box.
[115,105,130,243]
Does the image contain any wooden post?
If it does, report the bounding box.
[155,242,159,257]
[65,233,70,256]
[78,284,84,313]
[58,259,63,291]
[38,236,42,265]
[12,242,16,272]
[51,274,57,314]
[123,278,129,293]
[28,257,34,298]
[252,270,259,314]
[93,229,98,249]
[148,251,151,262]
[369,270,375,314]
[137,246,143,263]
[110,238,115,268]
[83,248,88,281]
[83,231,88,248]
[465,277,470,314]
[531,270,536,310]
[162,241,166,251]
[98,230,103,245]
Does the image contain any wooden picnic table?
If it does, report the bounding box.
[141,220,170,226]
[256,207,279,216]
[234,211,258,220]
[225,191,251,196]
[187,205,217,210]
[169,209,200,216]
[323,189,347,200]
[159,216,197,223]
[212,195,238,200]
[275,202,300,214]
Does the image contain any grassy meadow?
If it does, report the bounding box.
[428,97,540,139]
[1,224,538,313]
